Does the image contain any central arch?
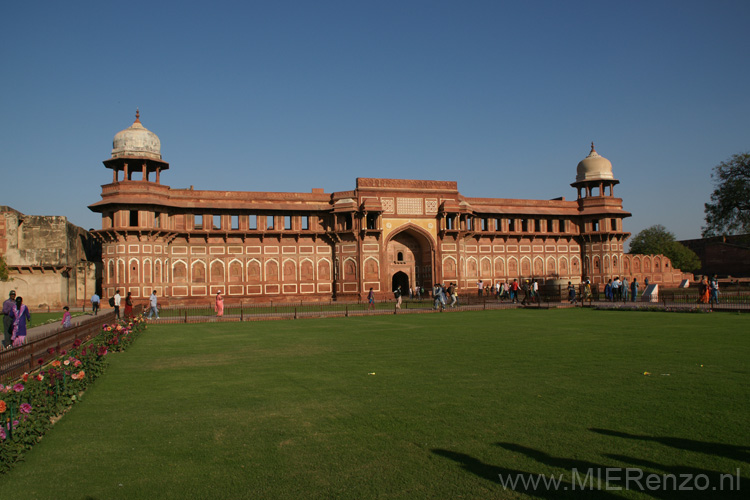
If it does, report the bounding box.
[392,271,409,296]
[385,224,435,294]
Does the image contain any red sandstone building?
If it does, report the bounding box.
[89,112,687,304]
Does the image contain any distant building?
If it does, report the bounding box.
[88,112,690,304]
[679,234,750,277]
[0,206,101,309]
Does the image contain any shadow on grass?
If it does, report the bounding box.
[589,428,750,463]
[431,448,620,499]
[495,442,747,499]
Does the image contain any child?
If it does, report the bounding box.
[61,306,72,328]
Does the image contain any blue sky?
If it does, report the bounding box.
[2,0,748,244]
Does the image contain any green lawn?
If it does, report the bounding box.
[1,309,748,499]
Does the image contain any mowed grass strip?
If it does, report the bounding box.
[1,309,748,499]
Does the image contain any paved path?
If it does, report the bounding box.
[25,313,110,342]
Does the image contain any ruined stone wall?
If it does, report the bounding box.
[0,208,101,309]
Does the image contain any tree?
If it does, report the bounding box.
[629,225,701,273]
[0,256,9,282]
[702,152,750,237]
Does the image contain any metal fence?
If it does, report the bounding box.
[0,306,145,383]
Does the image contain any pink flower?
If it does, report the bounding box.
[73,360,82,367]
[63,360,70,366]
[0,427,5,440]
[13,384,24,393]
[0,385,6,394]
[19,403,32,414]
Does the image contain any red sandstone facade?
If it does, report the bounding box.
[89,114,688,304]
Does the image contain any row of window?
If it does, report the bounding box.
[114,211,620,234]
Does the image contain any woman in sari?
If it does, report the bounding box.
[124,292,133,320]
[698,277,710,304]
[10,296,31,347]
[215,291,224,317]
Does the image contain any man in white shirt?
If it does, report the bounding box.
[148,290,160,319]
[113,289,121,319]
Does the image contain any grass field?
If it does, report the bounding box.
[1,309,748,499]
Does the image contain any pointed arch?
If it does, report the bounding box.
[560,256,569,277]
[343,257,357,281]
[210,259,226,282]
[507,256,519,277]
[520,256,531,276]
[172,259,187,283]
[546,256,556,276]
[247,258,262,282]
[128,258,140,284]
[443,255,457,279]
[318,258,332,281]
[228,258,243,283]
[466,256,478,278]
[494,256,505,278]
[283,258,297,281]
[533,256,544,276]
[143,258,153,284]
[191,260,207,283]
[300,258,315,280]
[480,256,492,277]
[363,256,379,280]
[265,259,279,281]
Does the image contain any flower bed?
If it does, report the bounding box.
[0,315,147,473]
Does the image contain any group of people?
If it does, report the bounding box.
[431,283,460,310]
[92,289,162,320]
[2,290,31,348]
[698,275,720,305]
[603,277,640,302]
[479,279,539,304]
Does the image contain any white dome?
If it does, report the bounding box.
[576,143,613,182]
[111,110,161,160]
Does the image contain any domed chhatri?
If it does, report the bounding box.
[111,109,162,160]
[576,142,614,182]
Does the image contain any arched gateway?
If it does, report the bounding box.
[385,225,435,294]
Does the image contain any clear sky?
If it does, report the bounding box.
[2,0,748,245]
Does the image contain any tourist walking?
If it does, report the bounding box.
[448,283,457,308]
[148,290,160,319]
[583,279,592,304]
[709,275,720,305]
[631,278,638,302]
[61,306,72,328]
[511,279,519,303]
[124,292,133,320]
[604,279,613,301]
[477,280,483,297]
[2,290,16,348]
[215,290,224,316]
[368,288,375,310]
[113,289,121,319]
[91,292,100,315]
[567,281,576,304]
[393,286,402,309]
[698,277,710,304]
[622,277,629,302]
[10,296,31,347]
